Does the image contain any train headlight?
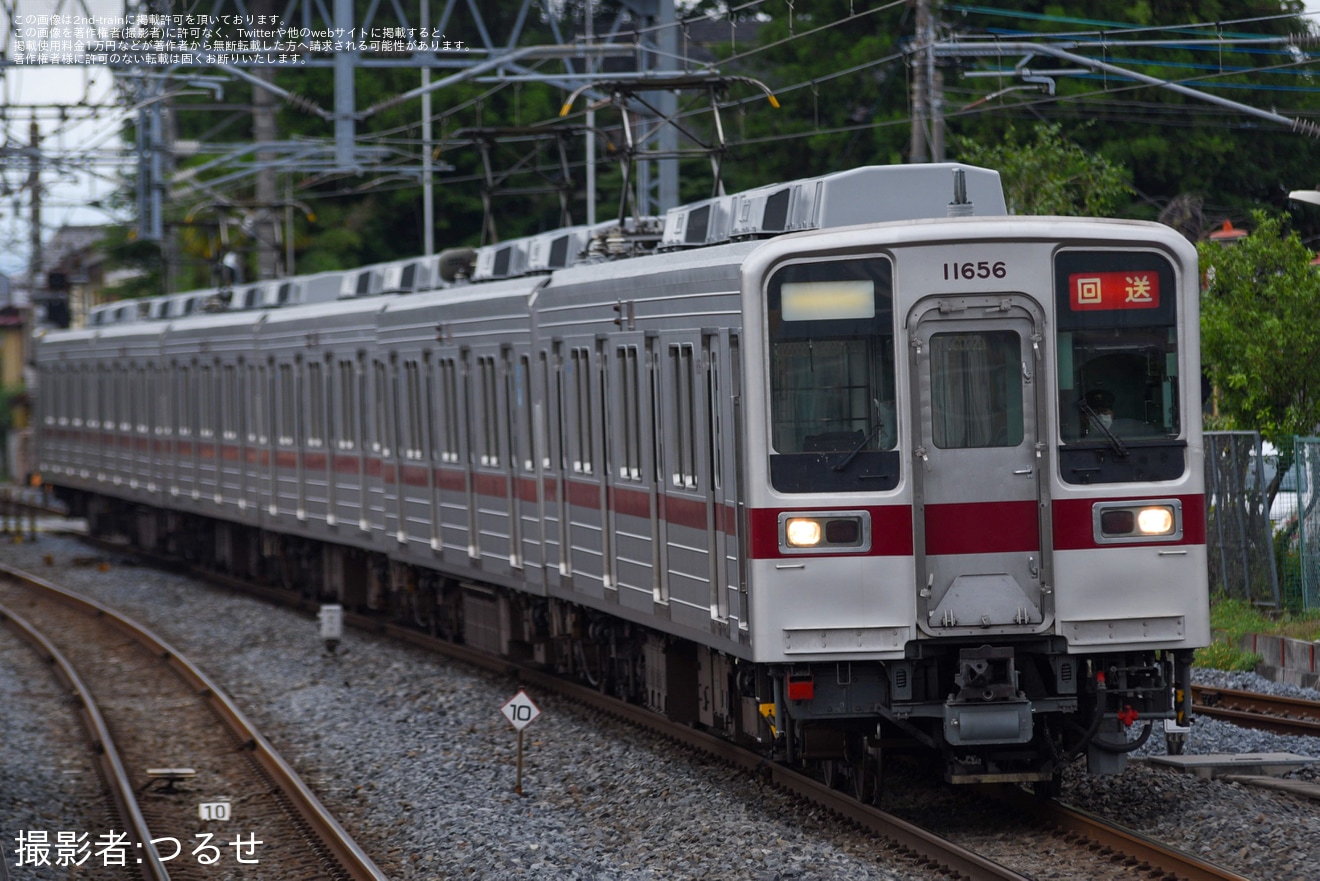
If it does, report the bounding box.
[778,511,871,554]
[785,518,823,547]
[1093,500,1182,543]
[1137,506,1175,535]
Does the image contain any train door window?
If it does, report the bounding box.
[198,365,215,439]
[82,366,97,430]
[669,343,698,490]
[403,359,423,460]
[122,368,132,433]
[135,366,150,435]
[117,369,131,432]
[513,354,534,472]
[422,356,437,462]
[335,359,357,451]
[248,364,268,445]
[277,363,296,446]
[706,337,722,489]
[154,365,169,437]
[437,358,461,463]
[476,355,500,467]
[176,364,192,438]
[569,347,594,474]
[371,360,389,455]
[929,331,1024,449]
[307,360,325,449]
[66,368,81,428]
[617,346,642,481]
[357,356,370,457]
[221,365,238,441]
[765,257,898,493]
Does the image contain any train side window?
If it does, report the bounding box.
[707,337,722,490]
[134,366,149,435]
[277,363,296,446]
[617,346,642,481]
[335,359,357,451]
[198,365,215,439]
[371,360,388,455]
[437,358,460,463]
[670,343,698,490]
[569,347,594,474]
[83,366,98,430]
[307,360,325,449]
[476,355,500,467]
[512,354,534,472]
[221,365,238,441]
[177,364,192,438]
[155,365,169,437]
[403,360,423,460]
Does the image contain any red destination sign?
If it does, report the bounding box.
[1068,271,1160,311]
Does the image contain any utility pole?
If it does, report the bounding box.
[27,118,42,293]
[910,0,944,163]
[254,0,280,278]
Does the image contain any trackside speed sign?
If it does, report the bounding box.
[501,690,541,731]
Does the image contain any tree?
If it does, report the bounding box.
[951,123,1130,216]
[1199,211,1320,505]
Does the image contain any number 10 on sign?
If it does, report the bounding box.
[501,690,541,796]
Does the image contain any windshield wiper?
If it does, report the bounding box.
[1075,399,1128,458]
[833,400,888,472]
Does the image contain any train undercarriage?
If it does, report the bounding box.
[68,490,1194,800]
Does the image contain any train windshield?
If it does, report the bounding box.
[765,257,898,493]
[1054,251,1180,446]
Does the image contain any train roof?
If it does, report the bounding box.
[59,163,1007,335]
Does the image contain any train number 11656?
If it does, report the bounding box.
[943,260,1007,280]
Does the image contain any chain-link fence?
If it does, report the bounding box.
[1203,431,1279,607]
[1286,437,1320,611]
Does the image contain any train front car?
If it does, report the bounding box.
[741,216,1210,791]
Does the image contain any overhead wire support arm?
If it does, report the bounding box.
[557,74,779,222]
[360,44,640,119]
[936,38,1320,138]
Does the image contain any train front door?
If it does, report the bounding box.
[908,295,1053,637]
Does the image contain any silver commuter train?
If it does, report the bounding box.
[37,163,1210,794]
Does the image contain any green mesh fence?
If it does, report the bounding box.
[1203,431,1279,606]
[1291,437,1320,611]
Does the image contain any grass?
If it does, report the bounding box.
[1196,594,1320,671]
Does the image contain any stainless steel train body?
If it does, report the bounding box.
[37,164,1210,788]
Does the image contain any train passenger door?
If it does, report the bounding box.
[908,295,1053,636]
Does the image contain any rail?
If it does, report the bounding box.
[1193,684,1320,738]
[0,561,389,881]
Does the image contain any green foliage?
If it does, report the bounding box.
[1198,212,1320,453]
[950,123,1131,216]
[1194,640,1262,672]
[1199,593,1320,669]
[99,226,166,300]
[1197,595,1272,671]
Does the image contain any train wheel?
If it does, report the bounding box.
[850,738,883,805]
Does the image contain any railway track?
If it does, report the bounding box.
[990,786,1251,881]
[162,556,1253,881]
[0,561,386,881]
[1192,684,1320,737]
[50,535,1255,881]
